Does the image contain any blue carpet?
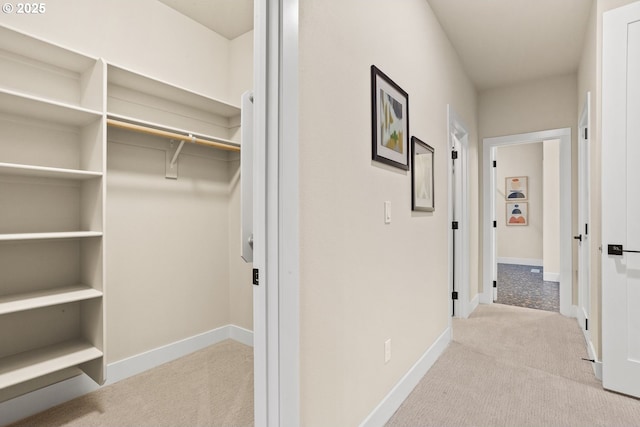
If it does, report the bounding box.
[496,264,559,312]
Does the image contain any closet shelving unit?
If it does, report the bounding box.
[106,64,241,155]
[0,23,244,399]
[0,26,105,395]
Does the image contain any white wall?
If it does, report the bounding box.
[543,139,561,280]
[298,0,478,424]
[496,143,543,264]
[106,130,233,362]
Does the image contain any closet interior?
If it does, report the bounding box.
[0,24,251,402]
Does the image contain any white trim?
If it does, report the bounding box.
[543,272,560,282]
[468,294,480,316]
[496,257,543,266]
[0,325,253,427]
[580,317,602,380]
[229,325,255,347]
[279,0,300,424]
[359,327,451,427]
[483,128,572,317]
[447,105,471,319]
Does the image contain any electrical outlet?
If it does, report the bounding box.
[384,338,392,363]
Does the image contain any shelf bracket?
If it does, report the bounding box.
[165,134,193,179]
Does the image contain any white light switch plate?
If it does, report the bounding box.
[384,201,391,224]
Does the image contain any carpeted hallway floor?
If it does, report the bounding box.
[387,304,640,426]
[7,340,254,427]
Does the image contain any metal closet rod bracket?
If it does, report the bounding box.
[166,134,194,179]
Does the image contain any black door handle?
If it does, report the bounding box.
[574,234,582,242]
[608,244,640,255]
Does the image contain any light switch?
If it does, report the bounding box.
[384,201,391,224]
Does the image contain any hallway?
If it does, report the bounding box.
[387,304,640,426]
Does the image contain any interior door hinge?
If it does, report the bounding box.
[493,280,497,288]
[493,160,497,168]
[452,221,459,229]
[585,318,589,331]
[585,223,589,236]
[584,128,588,140]
[452,150,458,160]
[493,220,497,228]
[452,291,459,300]
[252,268,259,286]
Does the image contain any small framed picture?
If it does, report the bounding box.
[371,65,409,170]
[411,136,434,212]
[506,202,528,226]
[505,176,528,200]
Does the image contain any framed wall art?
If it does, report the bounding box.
[505,176,528,200]
[506,202,528,226]
[371,65,409,170]
[411,136,434,211]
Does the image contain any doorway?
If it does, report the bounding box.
[482,128,572,316]
[493,140,561,312]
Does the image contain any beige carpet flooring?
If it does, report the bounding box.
[387,304,640,427]
[8,339,253,427]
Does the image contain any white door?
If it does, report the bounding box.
[602,2,640,398]
[577,92,591,333]
[451,133,462,317]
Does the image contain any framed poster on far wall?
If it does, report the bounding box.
[506,202,528,226]
[371,65,409,170]
[505,176,528,200]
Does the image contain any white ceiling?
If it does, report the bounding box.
[158,0,592,91]
[158,0,253,40]
[428,0,593,90]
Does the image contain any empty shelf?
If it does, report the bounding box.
[0,163,102,180]
[0,231,102,242]
[0,340,102,389]
[0,285,102,315]
[0,89,102,126]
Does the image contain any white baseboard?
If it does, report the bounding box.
[543,272,560,282]
[497,257,543,266]
[359,327,451,427]
[467,294,480,317]
[0,324,253,427]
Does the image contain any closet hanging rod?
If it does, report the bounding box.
[106,118,240,152]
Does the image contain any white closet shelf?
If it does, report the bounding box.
[0,163,102,180]
[0,232,103,242]
[0,286,102,316]
[0,89,102,126]
[0,26,97,73]
[0,340,102,389]
[107,65,240,118]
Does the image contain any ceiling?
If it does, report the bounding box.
[158,0,253,40]
[158,0,592,91]
[428,0,593,90]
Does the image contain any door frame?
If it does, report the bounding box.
[482,128,573,316]
[577,92,591,334]
[253,0,300,425]
[447,105,472,318]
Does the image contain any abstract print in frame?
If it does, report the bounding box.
[411,136,435,211]
[505,176,528,200]
[371,65,409,170]
[506,202,528,226]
